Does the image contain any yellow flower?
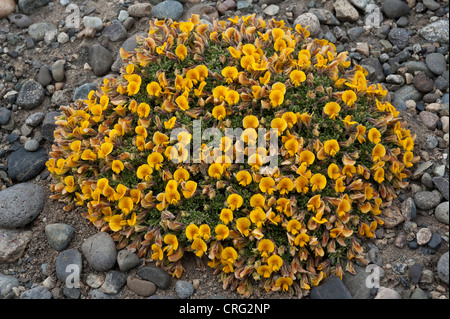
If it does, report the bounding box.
[126,75,142,96]
[225,90,239,105]
[282,112,297,128]
[368,128,381,144]
[290,70,306,87]
[118,196,133,214]
[276,198,292,217]
[250,207,266,228]
[98,142,113,159]
[342,90,357,106]
[153,131,169,147]
[109,215,127,232]
[328,163,341,180]
[199,224,211,240]
[213,85,228,101]
[259,177,276,194]
[64,176,77,193]
[269,89,284,107]
[307,194,322,212]
[175,44,187,60]
[191,238,207,257]
[137,103,151,118]
[236,170,252,186]
[356,125,366,143]
[372,144,386,162]
[221,246,238,273]
[174,168,190,182]
[277,177,294,195]
[227,193,243,211]
[137,164,153,181]
[402,137,414,151]
[335,177,346,193]
[286,219,302,235]
[222,66,238,84]
[151,244,163,260]
[285,139,299,157]
[342,164,356,178]
[208,163,224,179]
[294,233,309,247]
[112,160,124,174]
[257,239,274,258]
[212,104,227,120]
[403,151,414,168]
[324,139,340,157]
[220,208,234,225]
[299,150,315,165]
[257,265,272,278]
[374,167,385,183]
[176,94,189,111]
[243,115,259,129]
[324,102,341,120]
[275,277,293,292]
[182,180,197,199]
[164,116,176,129]
[236,217,251,237]
[271,118,287,135]
[163,234,179,256]
[186,223,200,240]
[312,211,328,224]
[215,224,229,240]
[267,255,283,272]
[337,198,351,217]
[146,82,162,97]
[250,194,265,208]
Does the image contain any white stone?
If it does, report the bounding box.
[263,4,279,16]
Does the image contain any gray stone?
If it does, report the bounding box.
[63,287,80,299]
[420,269,434,284]
[309,8,340,25]
[349,0,370,10]
[419,20,449,44]
[52,60,65,82]
[334,0,359,22]
[375,287,401,299]
[421,172,434,189]
[151,1,183,21]
[16,80,44,110]
[437,252,449,284]
[0,274,19,299]
[27,22,57,42]
[25,112,45,127]
[83,16,103,31]
[382,0,410,19]
[137,266,171,289]
[90,289,122,299]
[7,147,48,182]
[410,288,428,299]
[100,271,127,294]
[423,0,441,11]
[128,3,153,18]
[411,161,433,180]
[419,111,440,130]
[432,177,449,201]
[24,139,40,152]
[414,191,441,210]
[18,0,50,15]
[73,83,97,101]
[402,61,434,78]
[81,232,117,272]
[393,262,407,275]
[127,276,156,297]
[0,228,32,263]
[41,111,60,143]
[428,232,442,250]
[57,32,69,44]
[416,228,433,245]
[118,10,129,22]
[86,274,104,289]
[413,72,434,93]
[20,286,52,299]
[386,74,405,86]
[175,280,195,299]
[388,28,410,50]
[89,44,114,77]
[366,243,382,266]
[342,265,372,299]
[310,275,352,299]
[45,223,74,251]
[263,4,280,16]
[409,263,423,284]
[103,20,128,42]
[425,134,438,150]
[382,206,405,228]
[293,13,321,37]
[0,107,11,126]
[401,197,416,221]
[117,249,140,271]
[55,249,82,283]
[435,202,449,225]
[37,66,52,86]
[8,13,33,29]
[0,182,45,228]
[425,53,446,76]
[360,58,385,83]
[393,85,422,107]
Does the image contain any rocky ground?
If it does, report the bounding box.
[0,0,449,300]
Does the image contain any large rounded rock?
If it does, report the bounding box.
[81,232,117,272]
[382,0,410,19]
[73,83,97,101]
[7,147,48,182]
[45,223,74,251]
[293,13,321,37]
[0,183,45,228]
[414,191,441,211]
[333,0,359,22]
[435,202,449,225]
[425,53,446,76]
[419,20,449,44]
[16,79,45,110]
[388,28,410,50]
[89,44,114,77]
[27,22,57,42]
[0,0,15,19]
[151,0,183,21]
[437,252,449,285]
[136,266,171,289]
[55,249,82,283]
[18,0,50,15]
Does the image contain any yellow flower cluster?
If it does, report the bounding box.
[46,15,418,297]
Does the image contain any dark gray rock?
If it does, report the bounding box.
[16,80,44,110]
[100,271,127,294]
[41,111,61,143]
[55,249,82,283]
[25,112,45,127]
[63,287,80,299]
[73,83,97,101]
[0,182,45,228]
[310,275,352,299]
[126,276,157,297]
[81,232,117,272]
[18,0,50,15]
[8,14,34,29]
[428,232,442,250]
[309,8,340,26]
[0,228,32,264]
[137,266,171,289]
[151,1,184,20]
[7,147,48,182]
[342,265,372,299]
[409,263,423,284]
[437,252,449,284]
[414,191,441,210]
[410,287,428,299]
[423,0,440,11]
[413,72,434,93]
[402,61,434,78]
[37,66,52,86]
[89,44,114,77]
[425,53,446,75]
[360,58,385,83]
[45,223,74,251]
[432,177,449,201]
[90,289,122,299]
[382,0,410,19]
[103,20,128,42]
[401,197,416,221]
[0,274,19,299]
[20,286,52,299]
[425,134,438,150]
[388,28,410,50]
[0,107,11,126]
[175,280,194,299]
[117,249,140,271]
[393,85,422,106]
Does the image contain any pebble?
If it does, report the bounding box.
[423,0,441,11]
[419,111,440,130]
[293,13,321,37]
[427,233,442,250]
[333,0,359,22]
[0,228,32,263]
[103,20,128,42]
[7,147,48,182]
[414,191,442,211]
[437,252,449,284]
[382,0,410,19]
[0,107,11,126]
[73,83,97,101]
[44,223,74,251]
[81,232,117,272]
[136,266,171,289]
[419,20,449,44]
[151,0,184,20]
[0,182,45,228]
[63,287,80,299]
[310,276,352,299]
[57,32,69,44]
[90,289,122,299]
[25,112,45,127]
[55,249,82,283]
[18,0,50,15]
[37,66,53,87]
[393,85,422,107]
[434,202,449,225]
[217,0,236,15]
[126,276,156,297]
[118,10,129,22]
[394,233,407,248]
[421,172,434,189]
[24,139,40,152]
[0,274,19,299]
[175,280,195,299]
[20,286,52,299]
[100,271,127,294]
[28,22,57,42]
[128,3,153,17]
[416,228,433,245]
[432,177,449,201]
[86,274,104,289]
[16,80,45,110]
[413,72,434,93]
[117,249,140,272]
[309,8,340,26]
[388,28,410,50]
[425,53,446,76]
[52,60,65,82]
[341,265,373,299]
[375,287,401,299]
[89,44,114,77]
[8,13,33,29]
[381,206,405,228]
[409,263,423,284]
[263,4,279,16]
[83,16,104,31]
[41,111,60,143]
